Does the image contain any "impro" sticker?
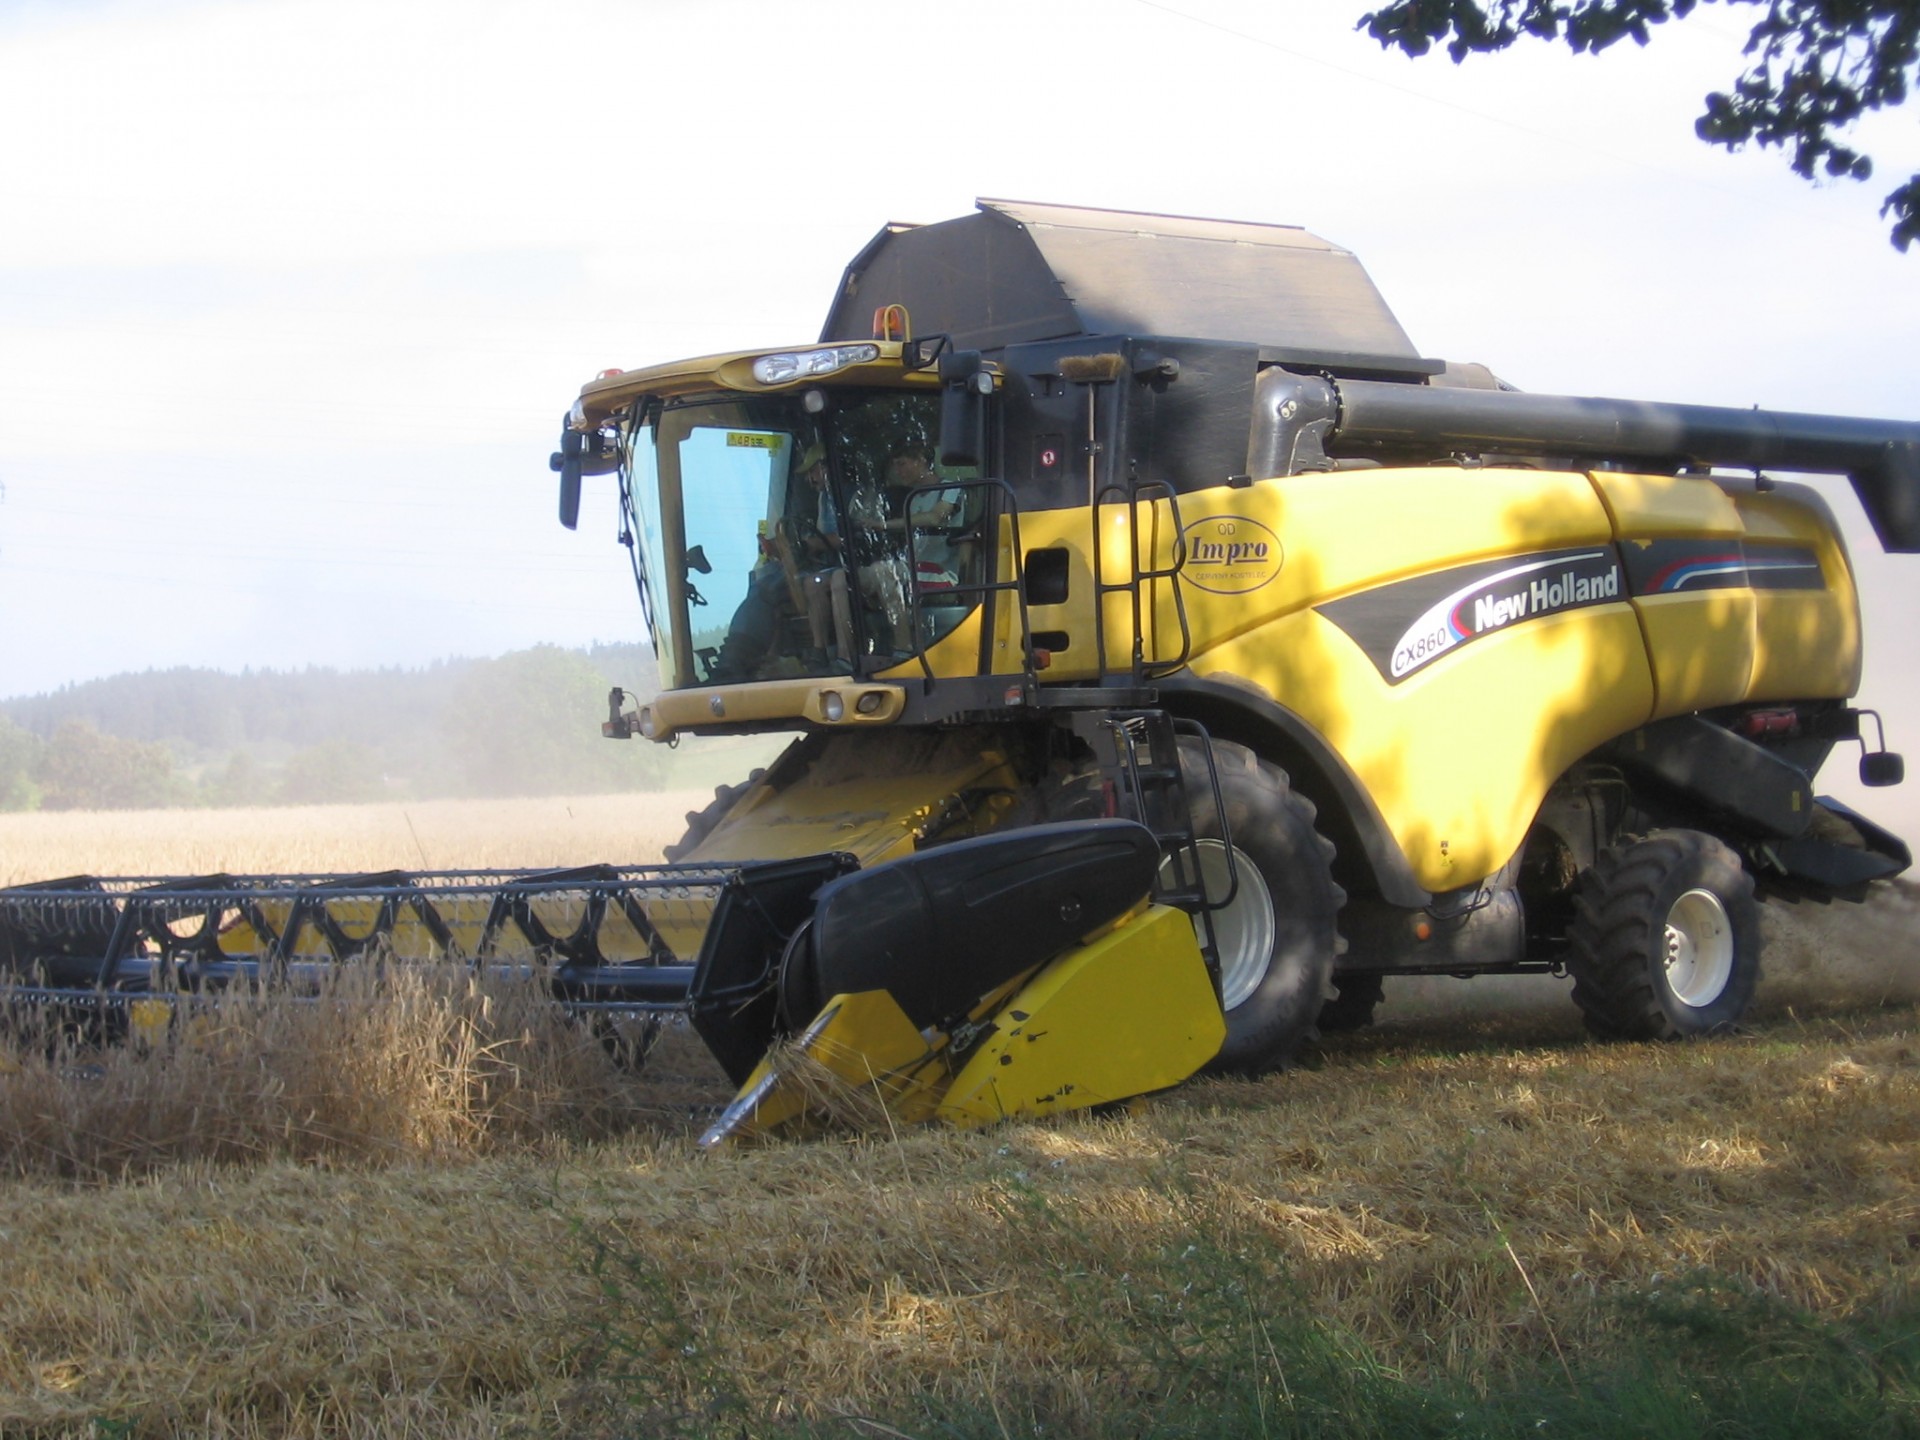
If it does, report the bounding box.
[1181,516,1283,595]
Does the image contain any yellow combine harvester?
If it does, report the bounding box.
[5,201,1914,1144]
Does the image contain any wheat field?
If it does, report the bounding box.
[0,791,713,884]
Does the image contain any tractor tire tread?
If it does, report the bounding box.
[1180,736,1343,1075]
[1566,829,1760,1041]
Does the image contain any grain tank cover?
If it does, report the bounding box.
[822,199,1428,373]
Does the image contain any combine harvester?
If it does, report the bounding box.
[4,202,1914,1145]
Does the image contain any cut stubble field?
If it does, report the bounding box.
[1,798,1917,1439]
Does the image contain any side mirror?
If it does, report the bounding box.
[903,333,952,371]
[1861,750,1905,787]
[685,544,712,575]
[550,425,584,530]
[937,350,990,469]
[604,686,634,740]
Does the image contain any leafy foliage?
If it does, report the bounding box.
[277,738,390,805]
[199,747,265,808]
[1360,0,1920,248]
[441,645,669,797]
[37,720,187,811]
[0,716,41,810]
[0,643,667,810]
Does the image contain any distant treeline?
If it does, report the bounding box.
[0,643,668,811]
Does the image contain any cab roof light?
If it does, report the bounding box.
[752,344,880,385]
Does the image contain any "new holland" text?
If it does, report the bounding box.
[1474,565,1619,633]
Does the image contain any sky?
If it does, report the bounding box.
[1,0,1916,828]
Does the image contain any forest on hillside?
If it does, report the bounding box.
[0,643,671,810]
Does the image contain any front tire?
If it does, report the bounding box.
[1567,829,1760,1039]
[1176,739,1344,1074]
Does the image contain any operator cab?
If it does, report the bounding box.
[621,385,987,689]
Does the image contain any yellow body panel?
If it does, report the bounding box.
[872,604,993,683]
[638,430,1862,898]
[1588,470,1748,539]
[1019,466,1616,679]
[1733,484,1862,701]
[684,731,1026,868]
[1589,472,1859,708]
[936,903,1223,1127]
[1748,589,1860,702]
[573,341,935,428]
[1015,467,1649,890]
[643,677,905,744]
[1201,605,1652,890]
[994,464,1865,890]
[1627,590,1758,719]
[698,988,952,1147]
[1592,471,1757,716]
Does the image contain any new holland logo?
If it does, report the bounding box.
[1314,546,1626,686]
[1389,551,1620,679]
[1181,516,1282,595]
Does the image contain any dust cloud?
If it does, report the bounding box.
[1365,877,1920,1033]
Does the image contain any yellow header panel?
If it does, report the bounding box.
[572,342,933,429]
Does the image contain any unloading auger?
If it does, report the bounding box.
[0,819,1229,1142]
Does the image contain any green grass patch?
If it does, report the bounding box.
[573,1198,1920,1440]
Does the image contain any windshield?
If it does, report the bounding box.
[621,388,984,690]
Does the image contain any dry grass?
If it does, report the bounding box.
[0,791,733,1182]
[0,804,1916,1436]
[3,1006,1917,1437]
[0,964,671,1182]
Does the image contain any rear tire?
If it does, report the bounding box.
[1567,829,1760,1039]
[1177,738,1344,1074]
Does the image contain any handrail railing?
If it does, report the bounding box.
[1090,479,1193,684]
[900,477,1036,695]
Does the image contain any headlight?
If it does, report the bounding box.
[752,344,880,385]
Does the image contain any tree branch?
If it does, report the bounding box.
[1360,0,1920,248]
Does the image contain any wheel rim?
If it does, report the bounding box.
[1663,887,1734,1007]
[1160,839,1275,1012]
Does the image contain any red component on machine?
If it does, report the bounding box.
[1739,709,1802,739]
